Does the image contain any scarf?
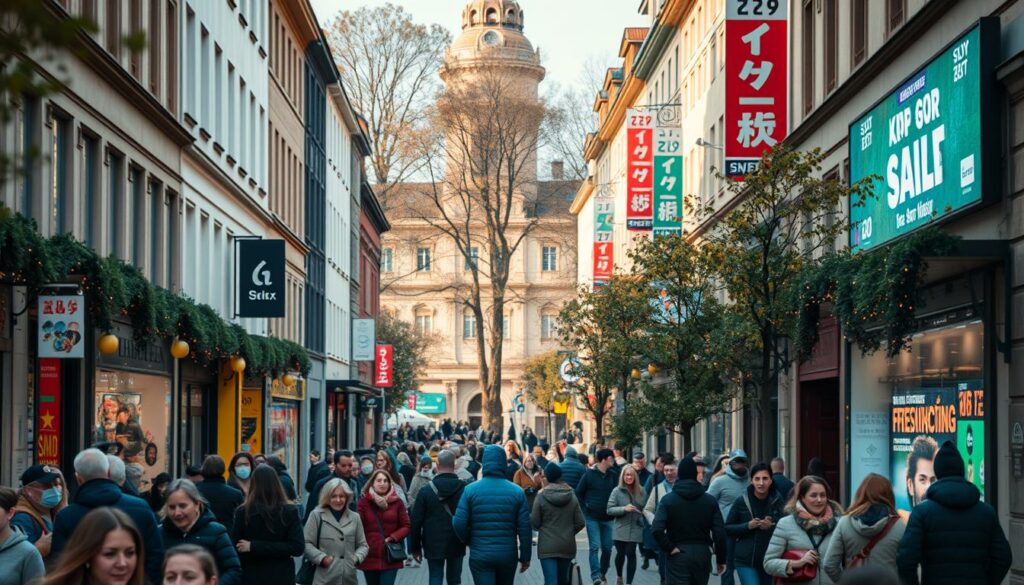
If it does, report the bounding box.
[372,488,392,510]
[794,501,837,537]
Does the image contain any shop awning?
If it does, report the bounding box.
[326,379,379,397]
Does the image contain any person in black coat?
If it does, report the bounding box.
[196,454,245,532]
[160,479,243,585]
[770,457,795,501]
[266,455,298,501]
[410,450,467,585]
[144,471,173,513]
[652,457,727,585]
[304,450,329,495]
[725,463,785,585]
[231,464,304,585]
[896,441,1012,585]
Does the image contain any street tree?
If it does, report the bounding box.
[324,4,451,208]
[697,145,874,462]
[375,311,436,415]
[559,277,653,438]
[521,350,567,441]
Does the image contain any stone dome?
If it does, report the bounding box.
[444,0,544,80]
[461,0,525,31]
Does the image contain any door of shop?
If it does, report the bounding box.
[799,378,840,494]
[180,383,215,471]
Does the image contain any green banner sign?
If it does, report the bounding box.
[849,21,997,252]
[653,128,683,237]
[415,392,446,414]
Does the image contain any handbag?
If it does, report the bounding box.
[375,508,408,564]
[296,514,323,585]
[847,516,899,569]
[774,532,825,585]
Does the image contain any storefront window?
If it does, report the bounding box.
[94,370,171,492]
[269,399,300,481]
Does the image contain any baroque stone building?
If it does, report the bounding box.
[380,0,577,437]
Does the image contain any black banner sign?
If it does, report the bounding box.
[237,239,286,318]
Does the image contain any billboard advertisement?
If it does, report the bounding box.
[653,128,683,236]
[890,381,985,513]
[724,0,788,178]
[849,20,998,251]
[626,109,655,230]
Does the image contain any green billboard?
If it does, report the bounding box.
[849,20,998,252]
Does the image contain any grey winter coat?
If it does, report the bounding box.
[0,529,45,585]
[531,482,585,560]
[707,467,750,519]
[822,507,904,583]
[607,486,647,543]
[763,508,841,585]
[303,507,369,585]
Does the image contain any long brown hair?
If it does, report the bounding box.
[44,507,145,585]
[242,464,291,528]
[846,473,897,518]
[785,475,843,515]
[375,450,402,485]
[361,469,394,497]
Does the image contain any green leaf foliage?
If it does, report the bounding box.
[375,311,434,415]
[522,351,566,414]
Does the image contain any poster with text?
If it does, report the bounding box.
[626,109,654,230]
[653,128,683,236]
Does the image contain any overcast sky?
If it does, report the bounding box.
[308,0,648,92]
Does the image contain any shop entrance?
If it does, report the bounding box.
[799,378,840,494]
[468,393,482,431]
[180,383,215,471]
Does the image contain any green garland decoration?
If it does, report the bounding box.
[0,211,311,377]
[793,228,961,359]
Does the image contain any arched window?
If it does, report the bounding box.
[506,9,516,24]
[485,7,498,24]
[469,9,478,25]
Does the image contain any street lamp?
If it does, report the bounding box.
[696,137,723,150]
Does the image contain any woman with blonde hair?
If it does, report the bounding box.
[763,476,844,585]
[303,478,369,585]
[513,453,543,511]
[43,507,145,585]
[822,474,904,583]
[159,479,241,585]
[607,465,646,585]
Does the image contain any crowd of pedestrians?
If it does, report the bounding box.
[0,421,1014,585]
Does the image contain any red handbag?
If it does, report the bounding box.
[773,549,818,584]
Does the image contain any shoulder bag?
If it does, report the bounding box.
[774,531,826,585]
[295,513,323,585]
[375,508,408,564]
[428,482,455,517]
[846,516,899,569]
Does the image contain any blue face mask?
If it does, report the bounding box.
[235,466,252,480]
[40,487,62,509]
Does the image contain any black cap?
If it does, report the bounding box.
[21,464,60,486]
[678,457,698,481]
[544,462,563,483]
[633,452,646,460]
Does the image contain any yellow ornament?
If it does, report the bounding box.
[647,363,658,376]
[230,356,246,373]
[97,334,119,355]
[170,339,190,359]
[282,373,296,387]
[630,368,641,380]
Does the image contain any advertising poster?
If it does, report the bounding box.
[890,381,985,512]
[849,21,996,251]
[236,239,286,318]
[270,400,299,480]
[93,370,170,491]
[653,128,683,236]
[240,387,263,454]
[626,109,655,230]
[38,295,85,358]
[375,344,394,388]
[37,359,62,466]
[724,0,788,178]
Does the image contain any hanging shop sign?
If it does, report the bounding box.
[593,192,614,285]
[352,318,376,361]
[724,0,788,178]
[593,242,613,284]
[653,128,683,236]
[38,294,85,359]
[37,358,62,466]
[626,109,655,230]
[415,393,447,414]
[374,344,393,388]
[236,239,286,318]
[890,381,986,512]
[849,19,999,252]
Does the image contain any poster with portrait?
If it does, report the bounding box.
[890,380,985,512]
[93,370,170,492]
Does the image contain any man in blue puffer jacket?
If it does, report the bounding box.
[559,446,587,489]
[453,444,532,585]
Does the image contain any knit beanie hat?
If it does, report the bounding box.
[933,440,965,479]
[678,457,698,481]
[544,461,563,483]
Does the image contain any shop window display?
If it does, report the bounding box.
[93,370,171,492]
[269,399,300,479]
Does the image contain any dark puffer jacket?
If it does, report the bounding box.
[725,484,785,569]
[410,472,466,560]
[651,479,726,566]
[575,466,618,521]
[558,447,586,489]
[196,476,244,532]
[161,508,242,585]
[452,445,532,564]
[896,477,1012,585]
[531,483,585,559]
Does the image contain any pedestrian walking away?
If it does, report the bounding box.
[266,455,299,502]
[196,454,245,532]
[577,448,619,585]
[708,449,751,585]
[770,459,794,502]
[763,475,843,585]
[163,544,220,585]
[896,441,1012,585]
[643,457,677,584]
[303,477,369,585]
[160,479,243,585]
[453,444,532,585]
[821,473,904,584]
[531,462,585,585]
[357,469,411,585]
[651,457,727,585]
[230,464,304,585]
[724,463,785,585]
[559,446,587,489]
[410,450,467,585]
[305,450,330,495]
[42,507,145,585]
[0,485,45,585]
[607,464,647,585]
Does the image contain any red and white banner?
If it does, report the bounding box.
[374,344,393,388]
[593,242,613,282]
[725,0,788,178]
[37,358,62,466]
[626,109,655,230]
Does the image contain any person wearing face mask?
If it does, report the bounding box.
[0,485,45,585]
[709,449,752,585]
[763,476,844,585]
[10,464,66,560]
[159,479,242,585]
[227,453,256,499]
[196,455,244,533]
[359,457,376,483]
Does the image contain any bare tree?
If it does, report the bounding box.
[542,84,594,181]
[324,4,451,208]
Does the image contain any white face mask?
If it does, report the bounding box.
[360,463,374,475]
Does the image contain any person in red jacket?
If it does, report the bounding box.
[357,469,410,585]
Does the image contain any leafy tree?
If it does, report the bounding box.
[522,350,568,440]
[559,277,653,438]
[697,146,874,461]
[375,311,435,414]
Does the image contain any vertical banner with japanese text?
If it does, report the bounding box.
[626,109,655,230]
[374,344,394,388]
[593,187,614,285]
[725,0,788,178]
[653,128,683,236]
